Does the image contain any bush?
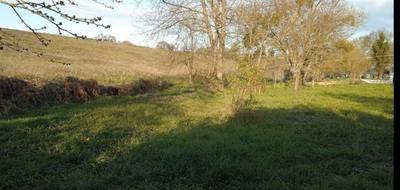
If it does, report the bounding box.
[41,82,65,103]
[0,76,29,100]
[120,78,172,95]
[134,78,161,94]
[98,85,120,96]
[63,77,100,102]
[0,99,22,115]
[0,76,42,109]
[225,60,265,114]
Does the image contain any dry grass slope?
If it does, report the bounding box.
[0,29,189,84]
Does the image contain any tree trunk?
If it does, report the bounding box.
[187,60,194,84]
[209,44,218,77]
[293,71,301,91]
[302,71,308,85]
[200,0,217,78]
[188,73,193,84]
[311,71,316,87]
[302,62,313,85]
[311,78,315,87]
[376,69,383,80]
[378,71,383,80]
[351,71,360,81]
[216,46,223,80]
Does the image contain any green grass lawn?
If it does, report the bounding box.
[0,83,393,189]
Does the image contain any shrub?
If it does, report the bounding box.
[227,60,265,114]
[120,78,172,95]
[98,85,120,96]
[0,76,28,100]
[63,77,100,102]
[134,78,159,94]
[0,99,22,115]
[41,82,65,103]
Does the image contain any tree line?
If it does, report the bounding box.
[150,0,393,90]
[0,0,394,111]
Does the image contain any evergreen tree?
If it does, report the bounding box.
[371,31,391,79]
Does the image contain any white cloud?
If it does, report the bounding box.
[349,0,393,37]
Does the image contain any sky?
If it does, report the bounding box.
[0,0,394,47]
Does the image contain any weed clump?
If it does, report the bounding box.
[133,78,172,94]
[0,76,29,100]
[98,85,120,96]
[118,78,172,95]
[0,77,40,113]
[63,77,99,102]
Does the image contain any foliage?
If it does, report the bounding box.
[228,60,264,113]
[235,0,363,90]
[144,0,230,78]
[334,39,370,79]
[168,31,199,84]
[371,31,392,79]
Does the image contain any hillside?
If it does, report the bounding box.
[0,28,225,85]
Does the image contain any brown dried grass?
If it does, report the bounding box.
[0,76,172,115]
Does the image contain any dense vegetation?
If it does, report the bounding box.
[0,83,393,189]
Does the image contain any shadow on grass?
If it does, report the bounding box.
[0,99,393,189]
[324,92,393,115]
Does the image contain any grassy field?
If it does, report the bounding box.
[0,29,235,85]
[0,83,393,189]
[0,28,180,84]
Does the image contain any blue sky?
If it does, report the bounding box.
[0,0,393,47]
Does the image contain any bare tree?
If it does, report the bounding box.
[170,29,198,84]
[255,0,362,90]
[144,0,235,78]
[0,0,122,54]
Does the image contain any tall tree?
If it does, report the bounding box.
[335,39,370,80]
[144,0,233,78]
[234,1,269,65]
[171,28,198,84]
[371,31,392,79]
[257,0,362,90]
